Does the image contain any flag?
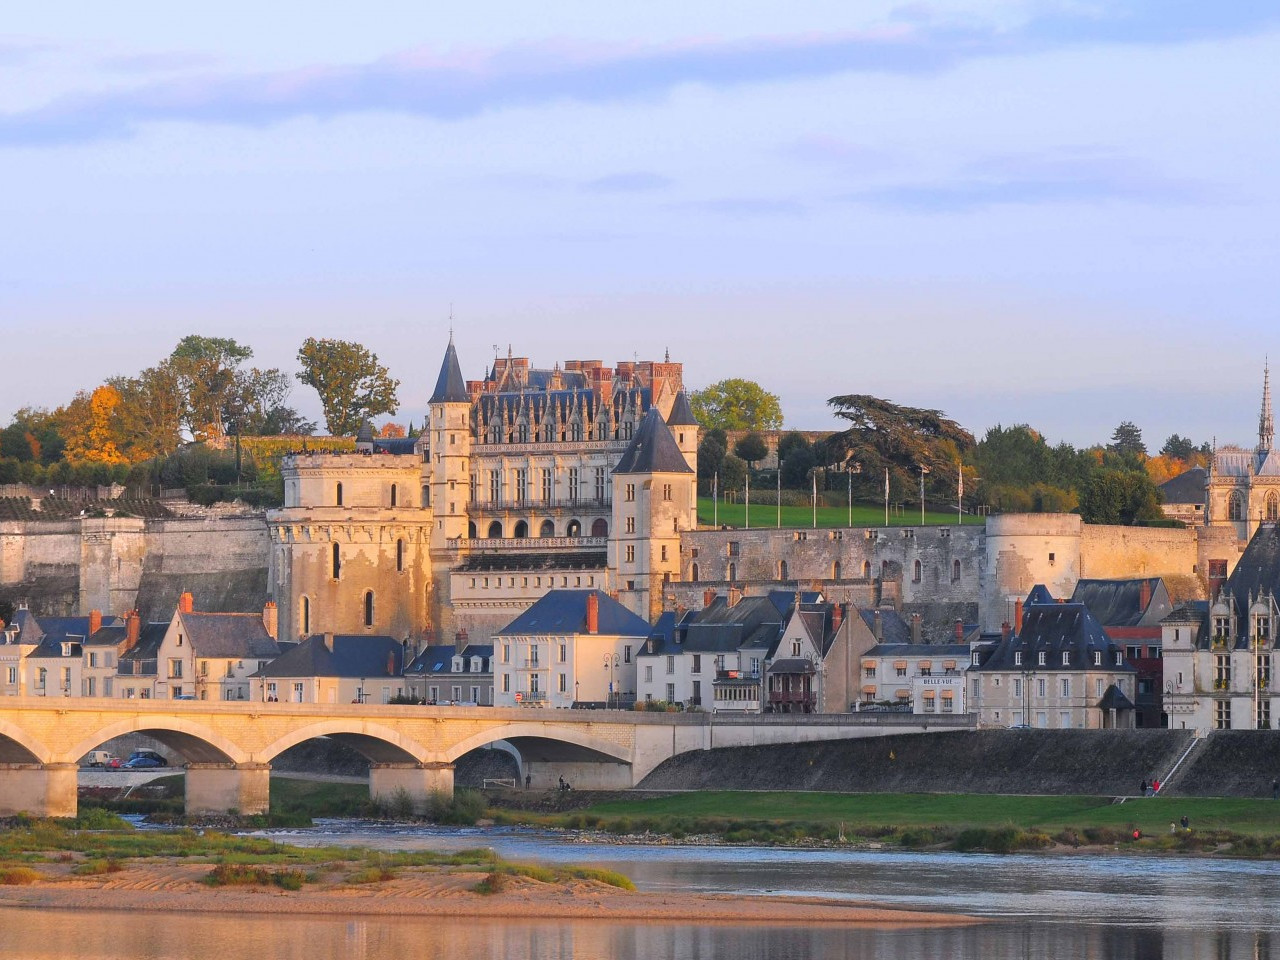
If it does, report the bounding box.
[884,468,889,500]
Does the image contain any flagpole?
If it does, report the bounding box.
[745,471,750,530]
[713,473,718,528]
[848,468,852,528]
[812,471,817,528]
[957,466,963,526]
[776,459,781,529]
[884,468,889,527]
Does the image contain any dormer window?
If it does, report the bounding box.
[1093,651,1102,666]
[1061,651,1069,666]
[1038,651,1046,666]
[452,658,463,673]
[972,651,980,666]
[1115,652,1122,665]
[1014,652,1022,666]
[1256,615,1271,642]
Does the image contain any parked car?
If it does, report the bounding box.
[106,756,123,769]
[84,750,120,768]
[126,750,168,767]
[123,755,166,769]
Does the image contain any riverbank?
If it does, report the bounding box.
[0,859,974,927]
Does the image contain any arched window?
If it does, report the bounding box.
[421,485,430,508]
[691,562,700,582]
[952,559,961,583]
[336,482,343,506]
[539,519,555,537]
[913,559,922,583]
[1268,492,1279,522]
[487,520,503,538]
[332,543,341,579]
[467,521,477,539]
[513,520,529,538]
[300,596,310,635]
[1229,490,1244,521]
[363,591,374,627]
[566,519,582,538]
[779,560,789,580]
[390,484,397,507]
[728,562,737,582]
[833,561,842,580]
[591,518,609,537]
[396,538,404,572]
[862,560,871,579]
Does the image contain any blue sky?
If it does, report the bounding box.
[2,1,1278,449]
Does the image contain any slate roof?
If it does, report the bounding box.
[858,608,912,645]
[11,612,122,646]
[117,623,170,673]
[496,589,651,638]
[1161,601,1210,647]
[1099,683,1135,711]
[1220,523,1280,610]
[256,634,404,679]
[1158,467,1208,505]
[430,338,469,404]
[612,408,693,475]
[373,437,418,455]
[1069,578,1170,629]
[178,611,281,659]
[1025,584,1056,606]
[404,643,493,676]
[666,390,698,426]
[865,642,971,660]
[972,603,1134,673]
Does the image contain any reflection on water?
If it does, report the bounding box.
[0,909,1277,960]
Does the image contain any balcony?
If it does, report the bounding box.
[451,536,608,551]
[518,691,549,703]
[768,691,816,710]
[469,496,612,513]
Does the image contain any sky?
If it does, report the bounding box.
[1,1,1278,450]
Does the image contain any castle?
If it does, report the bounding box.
[267,340,699,644]
[1206,365,1280,540]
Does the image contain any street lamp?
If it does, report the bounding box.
[603,654,620,709]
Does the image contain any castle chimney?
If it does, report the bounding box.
[873,610,883,641]
[831,604,844,632]
[1015,598,1024,634]
[1139,579,1152,612]
[455,628,469,645]
[1001,621,1011,642]
[125,611,140,651]
[262,601,278,640]
[179,591,194,614]
[910,613,922,645]
[728,587,742,608]
[88,609,102,636]
[703,589,716,609]
[586,592,600,634]
[323,632,334,653]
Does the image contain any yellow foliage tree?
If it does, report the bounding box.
[61,386,129,465]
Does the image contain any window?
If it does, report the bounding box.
[1038,651,1046,666]
[559,673,567,693]
[692,655,702,673]
[728,563,736,581]
[971,677,980,698]
[864,665,876,679]
[1014,678,1022,697]
[1061,651,1069,666]
[390,483,398,507]
[728,541,740,557]
[1094,651,1102,666]
[624,645,632,663]
[169,659,183,679]
[663,483,672,501]
[792,640,802,656]
[666,655,675,675]
[1215,699,1231,730]
[1096,678,1104,698]
[1037,678,1046,697]
[469,474,477,503]
[691,563,700,581]
[541,469,552,503]
[625,517,635,533]
[1061,678,1070,697]
[1259,698,1272,730]
[661,545,668,562]
[913,560,922,583]
[896,664,907,677]
[396,539,404,572]
[1215,654,1232,689]
[625,545,635,563]
[488,470,500,503]
[502,674,510,693]
[779,560,788,580]
[1259,654,1273,689]
[1229,491,1244,521]
[644,665,653,683]
[666,683,676,702]
[559,643,566,663]
[569,468,580,501]
[1014,652,1022,666]
[502,644,510,663]
[595,468,607,501]
[515,468,528,504]
[332,543,341,579]
[952,559,961,583]
[625,483,636,502]
[293,682,304,703]
[363,591,374,627]
[336,482,343,506]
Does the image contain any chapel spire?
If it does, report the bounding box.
[1260,360,1274,454]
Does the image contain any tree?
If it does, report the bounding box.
[1109,421,1147,458]
[719,454,747,494]
[60,385,129,465]
[108,362,184,460]
[296,338,400,436]
[169,335,254,441]
[231,367,315,436]
[777,432,816,488]
[378,422,407,439]
[1079,469,1163,525]
[733,432,768,471]
[690,379,783,431]
[1160,434,1197,460]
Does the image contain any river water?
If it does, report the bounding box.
[2,821,1277,960]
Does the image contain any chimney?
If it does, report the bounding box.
[586,592,600,634]
[1139,579,1152,612]
[831,604,844,632]
[262,601,278,640]
[910,613,922,645]
[1001,621,1011,642]
[955,619,965,641]
[323,632,334,653]
[873,610,883,641]
[703,589,716,609]
[125,611,140,651]
[387,650,397,676]
[455,628,469,645]
[1015,598,1024,634]
[88,609,102,636]
[179,591,194,614]
[728,587,742,608]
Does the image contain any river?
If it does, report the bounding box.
[2,821,1277,959]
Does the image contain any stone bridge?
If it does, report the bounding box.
[0,699,972,817]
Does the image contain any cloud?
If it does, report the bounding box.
[97,50,223,74]
[846,151,1216,211]
[669,197,806,217]
[0,38,53,66]
[0,3,1276,147]
[583,172,673,193]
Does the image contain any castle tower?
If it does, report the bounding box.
[610,408,697,621]
[428,335,472,549]
[1260,361,1274,455]
[665,390,700,476]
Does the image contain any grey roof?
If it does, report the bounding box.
[430,338,469,404]
[118,623,170,672]
[1222,523,1280,608]
[1069,578,1170,629]
[373,437,417,455]
[1099,683,1135,711]
[256,634,404,679]
[649,595,786,655]
[666,390,698,426]
[496,589,651,638]
[859,609,912,645]
[356,422,374,443]
[767,657,815,674]
[1158,466,1207,505]
[612,408,693,475]
[972,603,1134,673]
[405,643,493,676]
[865,643,971,659]
[1025,584,1056,606]
[12,612,121,646]
[179,611,281,659]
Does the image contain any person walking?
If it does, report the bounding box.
[525,773,531,790]
[1140,779,1148,797]
[1272,777,1278,801]
[1152,778,1161,794]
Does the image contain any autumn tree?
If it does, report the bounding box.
[690,379,783,431]
[379,422,407,439]
[60,385,129,464]
[296,338,400,436]
[168,335,254,440]
[108,362,184,460]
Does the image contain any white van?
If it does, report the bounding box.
[85,750,120,768]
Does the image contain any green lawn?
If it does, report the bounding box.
[697,498,983,529]
[579,791,1280,837]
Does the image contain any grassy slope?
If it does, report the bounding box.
[579,792,1280,836]
[696,498,981,529]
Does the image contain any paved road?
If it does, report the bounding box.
[78,769,178,788]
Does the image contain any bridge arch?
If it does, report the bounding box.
[0,720,50,764]
[257,720,430,765]
[63,717,247,766]
[443,722,633,767]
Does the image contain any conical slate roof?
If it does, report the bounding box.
[430,337,469,404]
[666,390,698,426]
[614,408,693,474]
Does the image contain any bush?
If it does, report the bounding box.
[72,859,123,876]
[473,870,507,895]
[0,867,41,885]
[205,863,307,889]
[346,865,396,884]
